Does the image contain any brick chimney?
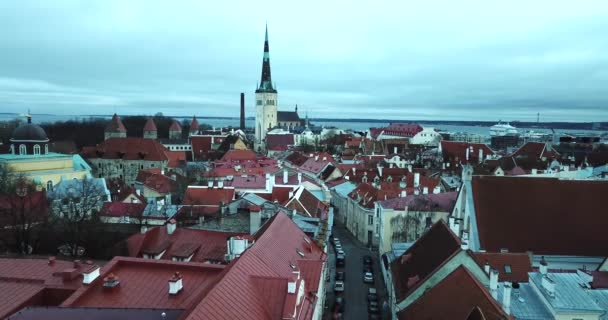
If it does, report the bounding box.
[169,272,183,295]
[83,264,101,284]
[240,93,245,130]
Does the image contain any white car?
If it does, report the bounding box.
[335,243,342,251]
[363,272,374,283]
[337,249,345,256]
[334,280,345,293]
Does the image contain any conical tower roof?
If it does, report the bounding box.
[143,118,157,132]
[169,120,182,132]
[105,114,127,133]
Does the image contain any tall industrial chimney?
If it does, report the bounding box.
[240,92,245,130]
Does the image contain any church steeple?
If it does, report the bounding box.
[256,24,276,93]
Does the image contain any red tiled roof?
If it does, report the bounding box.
[143,118,157,132]
[185,212,326,320]
[391,221,461,302]
[471,252,532,283]
[0,258,92,318]
[512,142,560,160]
[231,175,267,190]
[370,123,423,140]
[271,186,293,204]
[127,226,246,262]
[284,152,309,167]
[183,186,235,206]
[190,116,199,131]
[266,134,295,151]
[81,138,171,161]
[220,149,256,161]
[105,114,127,133]
[379,192,457,212]
[300,155,334,175]
[190,136,212,160]
[62,257,224,310]
[441,141,495,165]
[285,188,328,219]
[472,176,608,256]
[397,266,511,320]
[166,151,186,168]
[136,169,176,194]
[99,202,146,218]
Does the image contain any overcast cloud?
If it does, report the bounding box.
[1,0,608,121]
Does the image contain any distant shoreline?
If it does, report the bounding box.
[0,113,605,131]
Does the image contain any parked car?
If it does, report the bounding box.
[337,249,345,256]
[334,280,345,293]
[368,303,380,314]
[368,314,381,320]
[336,271,345,281]
[334,296,346,312]
[335,243,343,251]
[363,272,374,284]
[363,255,373,265]
[367,288,378,301]
[363,263,373,273]
[336,254,345,267]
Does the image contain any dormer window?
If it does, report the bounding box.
[19,144,26,155]
[33,144,40,155]
[504,265,512,274]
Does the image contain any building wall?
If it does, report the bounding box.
[89,158,168,185]
[378,205,449,255]
[410,128,441,146]
[345,197,377,246]
[330,189,349,224]
[104,131,126,140]
[254,91,278,148]
[3,156,89,185]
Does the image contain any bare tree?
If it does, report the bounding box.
[49,177,107,257]
[0,163,48,254]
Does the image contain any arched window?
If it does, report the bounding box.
[9,144,14,155]
[47,180,53,192]
[44,144,49,154]
[33,144,41,155]
[19,144,27,155]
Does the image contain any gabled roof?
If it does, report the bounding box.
[99,202,146,218]
[183,186,235,206]
[398,266,511,320]
[512,142,560,160]
[472,176,608,256]
[136,169,176,194]
[284,152,309,167]
[81,138,171,161]
[277,111,301,122]
[390,220,462,302]
[143,118,157,132]
[284,187,329,219]
[105,114,127,133]
[62,257,224,310]
[441,141,495,164]
[471,252,532,283]
[379,192,457,212]
[220,149,256,161]
[127,226,246,262]
[185,212,326,320]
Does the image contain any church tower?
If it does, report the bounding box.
[254,24,278,150]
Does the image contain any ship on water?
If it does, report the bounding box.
[489,121,519,137]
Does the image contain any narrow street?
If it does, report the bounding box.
[325,221,388,320]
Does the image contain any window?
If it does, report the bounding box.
[44,144,48,154]
[19,144,26,155]
[504,265,512,274]
[256,100,262,105]
[9,144,14,154]
[33,144,40,155]
[368,215,373,225]
[98,163,102,168]
[376,207,380,218]
[47,181,53,191]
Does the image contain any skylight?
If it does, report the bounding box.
[303,236,310,244]
[505,265,512,274]
[296,249,305,257]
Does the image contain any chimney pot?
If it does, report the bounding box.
[103,273,120,288]
[169,272,183,295]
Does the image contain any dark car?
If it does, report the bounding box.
[368,303,380,314]
[368,314,381,320]
[363,263,373,273]
[336,271,345,281]
[363,255,373,265]
[336,254,345,267]
[334,296,346,313]
[367,288,378,301]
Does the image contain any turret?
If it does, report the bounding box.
[143,118,157,139]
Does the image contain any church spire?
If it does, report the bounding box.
[256,24,276,93]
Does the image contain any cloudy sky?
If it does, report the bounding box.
[1,0,608,122]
